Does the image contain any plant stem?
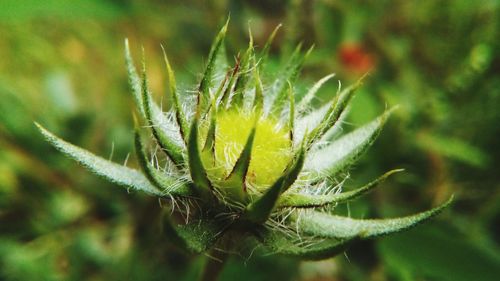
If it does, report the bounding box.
[199,250,228,281]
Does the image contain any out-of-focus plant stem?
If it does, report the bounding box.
[200,250,228,281]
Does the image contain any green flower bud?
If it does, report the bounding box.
[37,20,452,265]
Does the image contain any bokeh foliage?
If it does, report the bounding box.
[0,0,499,280]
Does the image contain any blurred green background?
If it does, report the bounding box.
[0,0,499,280]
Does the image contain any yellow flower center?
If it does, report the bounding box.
[203,110,293,190]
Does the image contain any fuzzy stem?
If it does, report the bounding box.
[199,251,228,281]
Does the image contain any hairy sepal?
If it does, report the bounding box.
[36,123,162,196]
[187,116,213,199]
[243,146,305,224]
[306,77,365,148]
[161,45,188,141]
[305,108,395,180]
[125,40,174,128]
[220,55,241,107]
[267,44,313,116]
[141,62,185,166]
[277,169,404,208]
[230,34,254,108]
[223,125,257,201]
[125,39,145,116]
[260,230,357,260]
[297,197,453,239]
[297,73,336,113]
[252,67,264,114]
[198,19,229,115]
[134,128,191,197]
[166,218,226,254]
[258,24,281,69]
[201,98,217,163]
[287,82,295,142]
[294,103,330,146]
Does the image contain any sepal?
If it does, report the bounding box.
[297,197,453,239]
[36,123,162,196]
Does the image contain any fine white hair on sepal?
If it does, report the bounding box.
[123,152,130,167]
[265,217,296,239]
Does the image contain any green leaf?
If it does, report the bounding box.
[198,18,229,114]
[187,116,213,199]
[243,147,305,224]
[267,44,313,116]
[416,133,490,168]
[161,45,188,141]
[297,73,336,113]
[378,223,500,281]
[141,59,185,166]
[260,230,357,260]
[278,169,404,208]
[134,128,192,197]
[305,108,394,179]
[224,124,257,200]
[36,123,162,196]
[297,196,453,239]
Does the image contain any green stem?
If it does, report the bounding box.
[199,250,228,281]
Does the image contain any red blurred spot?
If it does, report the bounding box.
[339,43,375,73]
